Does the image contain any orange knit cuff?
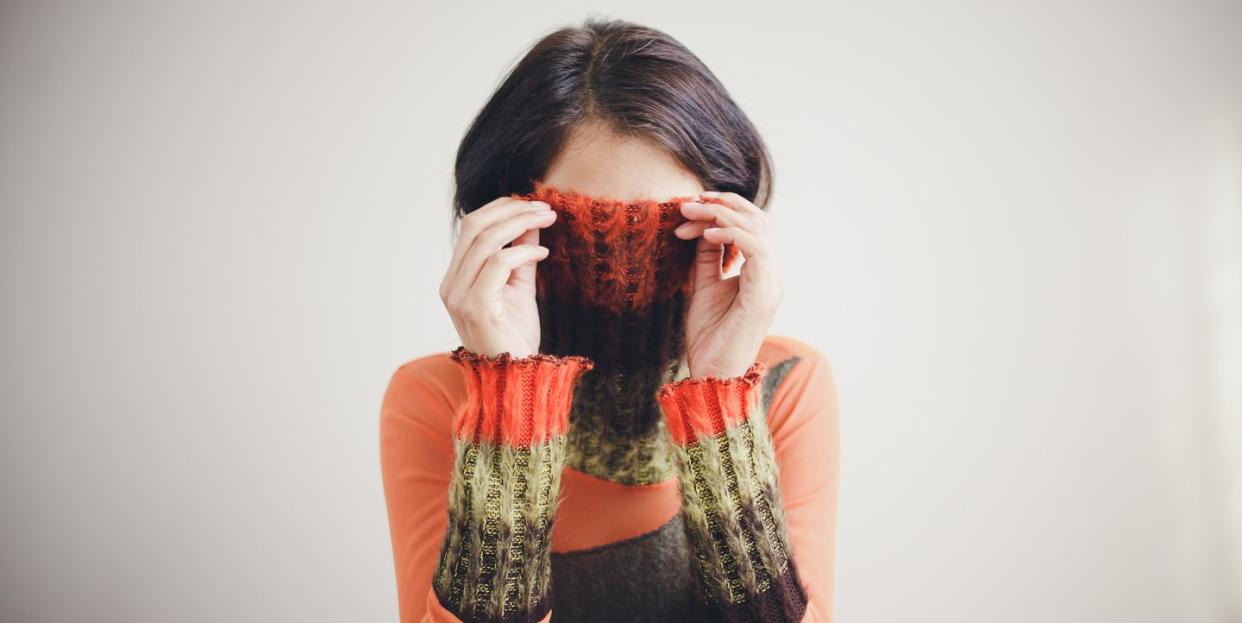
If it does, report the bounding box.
[449,346,595,446]
[655,361,767,446]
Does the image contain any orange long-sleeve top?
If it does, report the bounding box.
[379,334,840,623]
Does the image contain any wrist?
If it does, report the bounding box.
[685,337,766,379]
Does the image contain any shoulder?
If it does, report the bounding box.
[755,334,839,441]
[379,350,466,447]
[758,334,831,365]
[757,334,836,393]
[386,350,464,396]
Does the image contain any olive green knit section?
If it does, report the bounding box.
[563,361,684,485]
[669,355,803,608]
[434,436,566,623]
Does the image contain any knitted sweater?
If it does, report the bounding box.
[381,182,839,622]
[379,334,840,622]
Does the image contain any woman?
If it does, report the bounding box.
[380,17,840,623]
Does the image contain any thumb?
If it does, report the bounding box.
[691,234,725,293]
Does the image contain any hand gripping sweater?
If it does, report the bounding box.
[380,184,840,622]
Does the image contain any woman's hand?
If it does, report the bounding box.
[673,190,783,379]
[439,196,557,358]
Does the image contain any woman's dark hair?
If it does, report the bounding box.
[451,17,774,224]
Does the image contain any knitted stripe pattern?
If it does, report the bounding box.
[656,362,810,623]
[433,182,809,621]
[512,180,701,316]
[434,347,594,623]
[509,180,723,370]
[509,181,731,484]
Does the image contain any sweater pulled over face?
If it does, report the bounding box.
[379,183,841,623]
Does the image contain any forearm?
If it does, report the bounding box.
[656,361,808,623]
[433,346,593,623]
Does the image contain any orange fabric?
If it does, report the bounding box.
[379,334,841,623]
[550,466,683,553]
[655,360,767,445]
[448,346,594,445]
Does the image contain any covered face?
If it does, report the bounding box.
[509,181,702,372]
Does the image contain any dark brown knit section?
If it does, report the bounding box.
[713,565,809,623]
[539,282,689,483]
[549,514,708,623]
[537,288,690,375]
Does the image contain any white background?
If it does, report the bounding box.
[2,1,1239,621]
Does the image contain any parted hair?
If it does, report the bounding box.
[451,16,774,224]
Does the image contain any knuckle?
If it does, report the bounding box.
[457,302,481,323]
[446,290,466,310]
[479,225,511,248]
[486,248,508,266]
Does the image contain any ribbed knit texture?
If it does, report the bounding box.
[509,181,725,371]
[510,181,708,484]
[656,362,810,623]
[512,180,700,316]
[433,347,594,623]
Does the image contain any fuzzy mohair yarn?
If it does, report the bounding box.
[506,181,704,484]
[510,180,744,374]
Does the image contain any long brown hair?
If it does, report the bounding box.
[451,17,774,223]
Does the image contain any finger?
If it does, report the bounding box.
[679,201,755,232]
[457,209,557,290]
[702,226,768,265]
[448,198,549,283]
[689,232,734,292]
[702,227,774,309]
[690,193,770,268]
[679,218,744,280]
[472,244,550,298]
[673,220,713,239]
[447,198,551,286]
[698,190,765,218]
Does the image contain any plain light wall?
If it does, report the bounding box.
[1,1,1239,621]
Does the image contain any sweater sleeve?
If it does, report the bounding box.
[654,346,840,623]
[379,346,594,623]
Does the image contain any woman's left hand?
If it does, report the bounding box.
[673,190,784,379]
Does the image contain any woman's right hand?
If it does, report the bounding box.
[439,196,557,358]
